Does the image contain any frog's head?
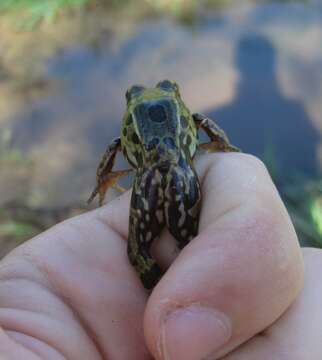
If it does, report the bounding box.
[125,80,181,105]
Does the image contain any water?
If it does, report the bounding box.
[1,1,322,206]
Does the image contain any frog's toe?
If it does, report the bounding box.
[140,263,164,290]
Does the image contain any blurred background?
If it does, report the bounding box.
[0,0,321,256]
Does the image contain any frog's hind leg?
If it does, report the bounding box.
[193,113,241,153]
[128,169,165,290]
[87,137,132,206]
[164,166,202,249]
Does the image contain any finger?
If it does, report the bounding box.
[93,189,132,239]
[222,248,322,360]
[144,153,304,360]
[0,206,150,359]
[0,327,41,359]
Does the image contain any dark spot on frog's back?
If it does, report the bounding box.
[132,132,140,144]
[179,131,186,145]
[146,137,160,150]
[181,115,189,128]
[134,150,143,165]
[123,146,128,160]
[186,134,192,146]
[163,136,176,150]
[148,104,167,123]
[178,155,187,168]
[126,114,133,126]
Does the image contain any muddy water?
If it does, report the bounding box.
[1,1,322,207]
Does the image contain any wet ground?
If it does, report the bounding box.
[1,1,322,208]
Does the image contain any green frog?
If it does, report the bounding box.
[88,80,239,289]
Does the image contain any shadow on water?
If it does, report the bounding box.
[210,33,320,177]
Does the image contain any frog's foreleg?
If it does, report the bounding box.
[164,166,202,249]
[87,137,132,206]
[128,169,165,289]
[193,113,241,152]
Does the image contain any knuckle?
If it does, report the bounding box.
[239,153,267,171]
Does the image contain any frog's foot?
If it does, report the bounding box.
[128,250,164,290]
[87,169,132,206]
[88,137,134,206]
[199,141,241,153]
[127,234,164,290]
[139,263,163,290]
[113,182,128,194]
[193,113,241,153]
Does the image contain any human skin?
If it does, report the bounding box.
[0,153,321,360]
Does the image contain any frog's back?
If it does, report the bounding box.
[121,81,198,169]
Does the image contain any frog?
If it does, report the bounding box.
[88,80,240,289]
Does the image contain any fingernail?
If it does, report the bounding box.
[160,306,231,360]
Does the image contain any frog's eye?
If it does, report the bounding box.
[156,80,179,93]
[126,85,145,103]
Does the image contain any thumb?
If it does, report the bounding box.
[143,154,303,360]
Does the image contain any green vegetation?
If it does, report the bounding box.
[0,205,42,256]
[284,179,322,248]
[312,197,322,237]
[0,220,38,239]
[0,0,90,29]
[0,0,312,29]
[263,146,322,248]
[0,129,31,169]
[0,0,89,16]
[0,129,27,165]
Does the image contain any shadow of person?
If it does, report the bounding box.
[208,33,320,177]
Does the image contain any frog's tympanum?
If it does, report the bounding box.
[88,80,240,289]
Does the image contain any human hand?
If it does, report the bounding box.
[0,154,319,360]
